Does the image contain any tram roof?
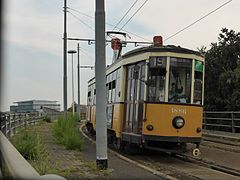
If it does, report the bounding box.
[88,44,204,84]
[122,45,204,58]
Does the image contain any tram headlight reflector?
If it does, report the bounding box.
[197,127,202,133]
[172,116,185,129]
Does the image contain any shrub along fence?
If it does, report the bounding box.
[0,112,65,180]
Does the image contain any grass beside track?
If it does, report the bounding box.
[10,122,61,175]
[52,114,83,150]
[10,116,112,179]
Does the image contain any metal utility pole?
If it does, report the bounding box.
[95,0,108,169]
[77,43,81,121]
[68,50,77,115]
[63,0,68,120]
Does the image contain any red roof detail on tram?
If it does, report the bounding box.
[153,36,163,46]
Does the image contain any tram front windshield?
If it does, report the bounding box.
[169,58,192,103]
[148,57,167,102]
[148,57,197,104]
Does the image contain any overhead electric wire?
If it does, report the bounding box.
[68,7,93,19]
[81,48,94,60]
[112,0,139,31]
[68,8,151,42]
[165,0,233,41]
[119,0,149,31]
[68,11,95,32]
[121,29,150,42]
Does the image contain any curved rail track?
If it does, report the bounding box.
[80,124,240,179]
[201,138,240,153]
[173,153,240,177]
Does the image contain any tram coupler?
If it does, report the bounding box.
[192,148,201,157]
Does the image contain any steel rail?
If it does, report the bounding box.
[173,153,240,177]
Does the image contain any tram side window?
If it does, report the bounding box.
[112,80,116,102]
[93,89,96,105]
[115,69,121,102]
[106,70,120,104]
[106,74,110,103]
[140,63,146,100]
[106,83,109,102]
[194,60,203,104]
[126,69,132,101]
[115,78,121,102]
[148,57,167,102]
[168,58,192,103]
[108,81,112,103]
[91,85,94,105]
[87,90,91,105]
[108,74,112,103]
[87,84,94,105]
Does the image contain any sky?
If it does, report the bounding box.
[1,0,240,111]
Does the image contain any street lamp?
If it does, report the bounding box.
[77,43,81,121]
[68,50,77,115]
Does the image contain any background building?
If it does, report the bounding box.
[10,100,60,113]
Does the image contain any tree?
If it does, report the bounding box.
[204,28,240,110]
[197,45,207,55]
[67,101,78,112]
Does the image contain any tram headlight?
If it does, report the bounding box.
[172,116,185,129]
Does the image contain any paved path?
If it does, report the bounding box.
[36,122,166,179]
[79,125,166,180]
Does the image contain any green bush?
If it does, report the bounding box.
[10,124,64,175]
[52,113,83,150]
[11,130,43,160]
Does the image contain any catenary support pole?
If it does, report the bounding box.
[63,0,68,120]
[95,0,108,169]
[77,43,81,121]
[71,53,75,115]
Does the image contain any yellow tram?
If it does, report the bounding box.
[86,36,204,154]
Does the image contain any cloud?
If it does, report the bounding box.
[4,1,62,55]
[2,0,240,111]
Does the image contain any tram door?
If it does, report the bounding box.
[124,62,145,134]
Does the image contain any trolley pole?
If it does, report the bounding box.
[63,0,68,120]
[77,43,81,121]
[95,0,108,169]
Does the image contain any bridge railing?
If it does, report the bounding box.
[0,112,42,137]
[0,112,65,180]
[203,111,240,133]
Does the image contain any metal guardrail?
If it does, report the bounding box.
[203,111,240,133]
[0,112,66,180]
[0,112,41,137]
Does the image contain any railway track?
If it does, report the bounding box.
[80,124,240,179]
[173,153,240,177]
[201,138,240,153]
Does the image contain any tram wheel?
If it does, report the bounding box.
[114,138,124,151]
